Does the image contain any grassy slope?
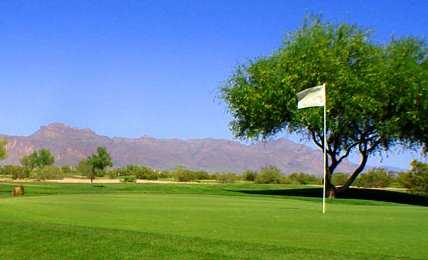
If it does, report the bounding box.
[0,183,427,259]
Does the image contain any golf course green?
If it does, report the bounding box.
[0,183,427,259]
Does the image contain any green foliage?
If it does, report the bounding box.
[355,168,393,188]
[332,172,350,186]
[159,170,172,179]
[255,166,282,184]
[31,166,63,180]
[283,172,320,185]
[61,166,75,176]
[20,149,55,169]
[215,173,241,183]
[221,17,428,189]
[397,172,413,189]
[171,167,211,182]
[77,159,94,179]
[87,147,113,173]
[83,147,113,183]
[0,139,7,160]
[120,175,137,183]
[242,170,258,181]
[113,165,159,180]
[0,165,29,179]
[401,160,428,195]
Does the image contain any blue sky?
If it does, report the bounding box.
[0,0,427,169]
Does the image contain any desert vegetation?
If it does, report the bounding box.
[1,146,427,195]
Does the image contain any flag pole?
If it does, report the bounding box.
[323,83,327,215]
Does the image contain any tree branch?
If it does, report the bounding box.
[338,150,369,192]
[310,129,323,150]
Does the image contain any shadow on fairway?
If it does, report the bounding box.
[235,188,428,207]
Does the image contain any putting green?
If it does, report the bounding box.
[1,190,427,259]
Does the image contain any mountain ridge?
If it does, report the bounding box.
[0,123,356,175]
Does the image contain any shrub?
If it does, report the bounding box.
[61,165,75,176]
[397,171,413,189]
[215,173,240,183]
[121,175,137,183]
[242,170,258,181]
[332,172,350,186]
[0,165,30,179]
[279,175,292,184]
[285,172,320,185]
[159,170,172,179]
[31,166,63,180]
[107,168,121,178]
[134,166,159,180]
[171,167,210,182]
[354,168,393,188]
[401,160,428,195]
[111,165,159,180]
[255,166,282,184]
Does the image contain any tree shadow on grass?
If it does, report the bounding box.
[235,188,428,207]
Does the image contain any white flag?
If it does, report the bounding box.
[297,84,326,109]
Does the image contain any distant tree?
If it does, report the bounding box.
[286,172,320,185]
[221,17,428,197]
[0,139,7,160]
[85,147,113,183]
[243,170,258,181]
[331,172,350,186]
[77,159,94,182]
[404,160,428,195]
[255,166,282,184]
[354,168,393,188]
[20,149,55,169]
[61,165,74,175]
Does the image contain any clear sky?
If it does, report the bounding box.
[0,0,427,169]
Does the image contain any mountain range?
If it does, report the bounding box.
[0,123,356,175]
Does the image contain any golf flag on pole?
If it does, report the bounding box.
[297,84,326,109]
[297,83,327,214]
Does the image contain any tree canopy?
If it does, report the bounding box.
[20,148,55,169]
[83,147,113,183]
[221,18,428,196]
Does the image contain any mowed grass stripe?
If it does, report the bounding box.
[0,220,408,260]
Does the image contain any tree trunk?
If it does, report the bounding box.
[325,173,337,199]
[326,161,338,199]
[337,152,368,193]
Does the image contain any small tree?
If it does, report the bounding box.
[85,147,113,183]
[77,159,94,182]
[20,149,55,169]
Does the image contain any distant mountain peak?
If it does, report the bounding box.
[31,123,96,139]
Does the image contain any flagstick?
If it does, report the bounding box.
[323,83,327,215]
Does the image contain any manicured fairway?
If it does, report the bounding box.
[0,183,427,259]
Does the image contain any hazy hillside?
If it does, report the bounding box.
[0,123,356,175]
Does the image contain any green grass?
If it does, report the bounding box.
[0,183,427,259]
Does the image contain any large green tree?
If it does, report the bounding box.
[20,148,55,169]
[221,18,428,197]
